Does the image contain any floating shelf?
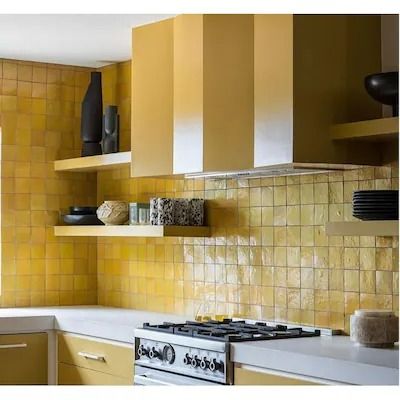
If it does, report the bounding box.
[54,152,131,172]
[330,117,399,141]
[326,221,398,236]
[54,225,211,238]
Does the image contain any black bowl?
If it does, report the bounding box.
[364,72,399,116]
[69,206,98,215]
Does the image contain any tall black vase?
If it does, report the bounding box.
[81,71,103,156]
[102,105,120,154]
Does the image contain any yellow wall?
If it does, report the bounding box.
[96,61,399,333]
[0,59,97,306]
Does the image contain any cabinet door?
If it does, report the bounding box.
[58,363,131,385]
[57,333,133,385]
[0,333,48,384]
[234,366,321,385]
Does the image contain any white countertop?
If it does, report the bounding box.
[0,305,186,343]
[232,335,399,385]
[0,306,398,385]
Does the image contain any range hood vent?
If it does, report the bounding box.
[184,163,361,180]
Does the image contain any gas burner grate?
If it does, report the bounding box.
[142,320,320,342]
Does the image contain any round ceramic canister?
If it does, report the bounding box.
[350,309,399,348]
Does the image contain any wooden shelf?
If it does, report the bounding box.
[54,152,131,172]
[54,225,211,238]
[330,117,399,141]
[326,221,398,236]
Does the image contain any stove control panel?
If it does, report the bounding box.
[135,338,229,384]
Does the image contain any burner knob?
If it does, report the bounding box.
[148,347,161,359]
[191,355,200,368]
[209,358,224,372]
[137,345,149,357]
[200,357,209,370]
[183,353,192,365]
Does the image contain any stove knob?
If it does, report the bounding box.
[200,357,209,370]
[148,347,161,359]
[183,353,192,365]
[209,358,224,372]
[137,345,149,357]
[191,355,200,368]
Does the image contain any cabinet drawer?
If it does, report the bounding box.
[234,366,321,385]
[58,362,131,385]
[0,333,48,384]
[57,333,133,379]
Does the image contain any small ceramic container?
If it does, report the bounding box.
[150,198,159,225]
[96,201,129,225]
[157,198,175,225]
[174,198,190,226]
[189,198,205,226]
[350,309,399,348]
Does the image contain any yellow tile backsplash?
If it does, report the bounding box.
[0,59,97,307]
[97,164,399,333]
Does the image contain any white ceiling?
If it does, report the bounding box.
[0,14,176,68]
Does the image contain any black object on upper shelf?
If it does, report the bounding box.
[81,71,103,156]
[365,71,399,117]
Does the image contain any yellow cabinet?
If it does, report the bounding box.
[0,333,48,385]
[234,366,321,385]
[58,363,131,385]
[57,332,133,385]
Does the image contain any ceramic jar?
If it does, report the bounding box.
[96,201,129,225]
[350,309,399,348]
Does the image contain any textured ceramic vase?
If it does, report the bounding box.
[350,309,399,348]
[81,71,103,156]
[102,105,119,154]
[96,201,129,225]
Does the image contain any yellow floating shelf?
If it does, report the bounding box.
[326,221,399,236]
[54,152,131,172]
[330,117,399,141]
[54,225,211,238]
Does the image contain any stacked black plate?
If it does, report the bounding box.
[63,206,104,225]
[352,190,399,221]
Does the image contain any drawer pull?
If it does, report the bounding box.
[0,343,27,349]
[78,351,105,362]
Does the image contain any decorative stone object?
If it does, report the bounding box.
[189,199,205,226]
[157,198,175,225]
[150,198,158,226]
[81,71,103,156]
[350,309,399,348]
[174,199,190,226]
[96,201,129,225]
[102,105,120,154]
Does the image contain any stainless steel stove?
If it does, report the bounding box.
[134,319,324,385]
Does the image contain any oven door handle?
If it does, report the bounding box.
[134,373,174,386]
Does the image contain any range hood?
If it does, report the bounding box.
[132,15,385,179]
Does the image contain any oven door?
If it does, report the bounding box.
[134,366,220,386]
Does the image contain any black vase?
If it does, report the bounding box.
[81,72,103,156]
[102,105,119,154]
[365,71,399,117]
